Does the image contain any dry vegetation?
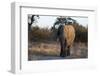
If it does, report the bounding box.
[28,42,88,60]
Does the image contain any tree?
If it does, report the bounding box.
[53,16,77,29]
[53,16,67,29]
[28,15,39,32]
[66,17,77,24]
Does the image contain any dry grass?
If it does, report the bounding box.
[28,42,60,56]
[28,42,88,60]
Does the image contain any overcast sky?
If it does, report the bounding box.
[31,15,88,29]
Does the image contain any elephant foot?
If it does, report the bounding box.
[60,52,66,57]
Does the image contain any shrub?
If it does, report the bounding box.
[29,24,88,43]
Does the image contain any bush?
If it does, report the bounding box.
[28,26,53,42]
[29,24,88,43]
[72,24,88,43]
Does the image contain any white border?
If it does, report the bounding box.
[11,2,97,74]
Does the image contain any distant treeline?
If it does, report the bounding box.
[72,23,88,43]
[28,26,53,42]
[28,24,88,43]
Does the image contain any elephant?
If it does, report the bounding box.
[57,24,75,57]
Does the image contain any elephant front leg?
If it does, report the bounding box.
[60,42,66,57]
[60,46,65,57]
